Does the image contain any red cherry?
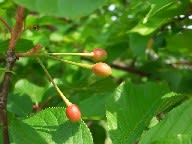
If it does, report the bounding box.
[92,62,112,77]
[66,104,81,122]
[92,48,107,62]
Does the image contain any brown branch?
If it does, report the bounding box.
[0,16,11,32]
[16,44,43,57]
[0,51,17,144]
[8,7,24,50]
[0,6,24,144]
[110,63,150,77]
[81,57,150,77]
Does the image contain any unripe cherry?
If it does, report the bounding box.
[92,48,107,62]
[66,104,81,122]
[92,62,112,77]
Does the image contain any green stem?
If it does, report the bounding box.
[48,52,94,57]
[17,52,93,57]
[47,55,93,69]
[36,58,72,106]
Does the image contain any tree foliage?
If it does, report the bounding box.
[0,0,192,143]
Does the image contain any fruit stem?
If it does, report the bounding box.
[48,52,94,57]
[36,58,72,106]
[47,55,93,69]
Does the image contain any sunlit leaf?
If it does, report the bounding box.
[13,0,105,18]
[140,99,192,144]
[106,82,182,144]
[10,108,93,144]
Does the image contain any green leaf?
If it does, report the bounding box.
[0,68,13,83]
[0,67,15,85]
[148,0,174,14]
[10,108,93,144]
[13,0,105,18]
[0,128,2,144]
[141,135,192,144]
[14,79,45,103]
[166,30,192,53]
[0,39,34,52]
[140,99,192,144]
[129,0,190,35]
[89,122,106,144]
[129,33,149,58]
[129,18,164,35]
[10,119,47,144]
[69,77,116,101]
[106,82,176,144]
[0,67,15,74]
[55,76,116,120]
[79,92,110,119]
[7,93,33,117]
[106,42,129,62]
[159,69,192,94]
[70,77,116,119]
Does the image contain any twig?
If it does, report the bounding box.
[0,6,24,144]
[82,57,150,77]
[16,44,42,57]
[111,63,150,77]
[36,58,72,106]
[0,51,17,144]
[8,7,24,50]
[0,16,11,32]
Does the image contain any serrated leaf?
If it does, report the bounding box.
[10,107,93,144]
[106,82,181,144]
[10,119,47,144]
[14,79,45,103]
[13,0,105,19]
[140,99,192,144]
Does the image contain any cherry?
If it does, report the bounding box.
[66,104,81,122]
[92,48,107,62]
[92,62,112,77]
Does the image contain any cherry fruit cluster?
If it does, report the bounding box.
[65,48,111,122]
[36,48,111,122]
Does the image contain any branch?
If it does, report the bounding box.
[82,57,150,77]
[0,6,24,144]
[0,16,11,32]
[0,51,17,144]
[16,44,43,57]
[110,62,150,77]
[8,7,24,50]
